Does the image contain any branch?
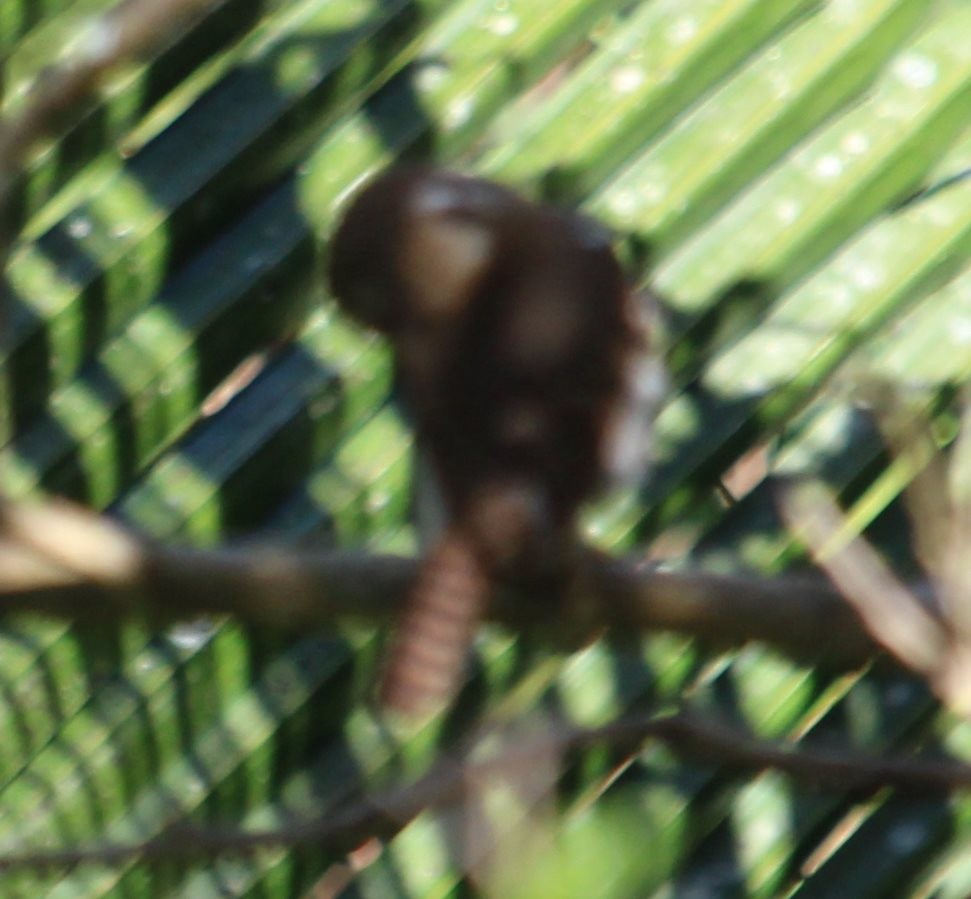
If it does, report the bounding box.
[784,480,971,716]
[1,710,967,872]
[0,0,226,267]
[0,498,879,667]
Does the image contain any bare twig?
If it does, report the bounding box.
[863,385,953,579]
[0,710,967,872]
[0,0,226,270]
[0,498,880,667]
[784,482,946,674]
[782,387,971,715]
[785,480,971,716]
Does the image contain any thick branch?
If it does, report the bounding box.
[0,500,878,667]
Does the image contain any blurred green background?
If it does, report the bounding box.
[0,0,969,895]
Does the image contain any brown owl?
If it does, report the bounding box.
[329,167,659,715]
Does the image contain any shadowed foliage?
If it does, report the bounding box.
[0,0,969,895]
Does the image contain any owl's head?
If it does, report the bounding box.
[328,167,520,333]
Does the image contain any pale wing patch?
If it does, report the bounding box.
[605,344,668,485]
[605,294,668,485]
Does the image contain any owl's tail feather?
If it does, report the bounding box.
[379,531,489,717]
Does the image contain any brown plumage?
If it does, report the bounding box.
[328,167,648,715]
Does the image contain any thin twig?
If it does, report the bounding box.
[0,710,967,872]
[784,480,971,716]
[783,482,946,673]
[0,0,225,271]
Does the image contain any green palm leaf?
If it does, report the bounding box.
[1,0,969,895]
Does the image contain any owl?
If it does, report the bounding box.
[329,167,662,715]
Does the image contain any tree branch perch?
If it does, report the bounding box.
[0,499,878,667]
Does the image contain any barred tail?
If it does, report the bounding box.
[379,531,489,716]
